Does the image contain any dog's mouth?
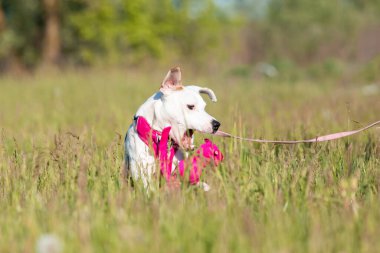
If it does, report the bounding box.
[180,129,194,150]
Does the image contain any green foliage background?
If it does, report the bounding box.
[0,0,380,75]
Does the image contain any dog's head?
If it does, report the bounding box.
[156,67,220,149]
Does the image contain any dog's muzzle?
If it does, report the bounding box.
[211,120,221,133]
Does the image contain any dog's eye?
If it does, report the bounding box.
[187,105,195,110]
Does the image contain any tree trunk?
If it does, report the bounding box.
[0,4,5,32]
[42,0,61,65]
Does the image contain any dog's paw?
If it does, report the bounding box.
[198,182,211,192]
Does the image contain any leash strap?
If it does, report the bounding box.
[214,120,380,144]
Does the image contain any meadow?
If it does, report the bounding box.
[0,68,379,253]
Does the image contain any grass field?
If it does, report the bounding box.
[0,68,379,253]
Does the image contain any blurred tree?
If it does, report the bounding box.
[263,0,359,63]
[0,0,378,73]
[63,0,164,64]
[62,0,224,65]
[0,0,42,72]
[151,0,223,62]
[42,0,61,65]
[0,4,4,31]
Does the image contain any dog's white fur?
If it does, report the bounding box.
[124,67,220,189]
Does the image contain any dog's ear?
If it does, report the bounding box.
[198,87,217,102]
[160,67,183,94]
[186,86,217,102]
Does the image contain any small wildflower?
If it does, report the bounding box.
[36,234,62,253]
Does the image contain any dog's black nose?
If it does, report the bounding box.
[211,120,221,133]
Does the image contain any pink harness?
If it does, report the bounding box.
[135,116,223,184]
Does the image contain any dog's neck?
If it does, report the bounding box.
[135,93,167,132]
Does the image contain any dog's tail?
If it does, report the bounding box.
[122,155,135,187]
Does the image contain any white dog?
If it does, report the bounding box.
[124,67,220,190]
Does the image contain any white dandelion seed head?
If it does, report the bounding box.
[36,234,62,253]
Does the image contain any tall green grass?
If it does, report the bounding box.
[0,69,379,253]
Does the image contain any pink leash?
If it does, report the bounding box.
[214,120,380,144]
